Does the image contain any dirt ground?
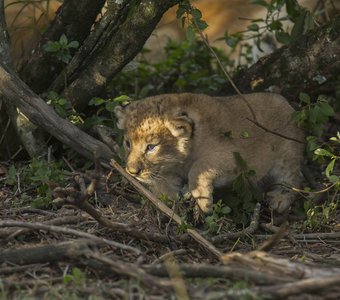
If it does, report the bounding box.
[1,167,340,300]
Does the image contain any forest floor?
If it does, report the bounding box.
[0,165,340,300]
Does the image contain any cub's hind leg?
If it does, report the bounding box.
[265,146,304,213]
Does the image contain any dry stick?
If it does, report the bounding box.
[259,275,340,298]
[145,262,291,285]
[191,9,305,145]
[210,203,261,244]
[255,231,340,240]
[110,159,223,258]
[0,220,140,254]
[88,251,173,290]
[3,215,88,240]
[53,193,176,244]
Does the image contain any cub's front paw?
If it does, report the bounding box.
[266,190,293,213]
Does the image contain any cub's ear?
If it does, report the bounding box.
[114,105,126,129]
[166,116,193,138]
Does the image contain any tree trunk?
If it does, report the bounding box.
[50,0,179,110]
[230,16,340,101]
[19,0,106,94]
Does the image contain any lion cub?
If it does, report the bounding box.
[114,93,305,217]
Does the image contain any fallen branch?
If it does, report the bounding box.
[221,251,340,279]
[0,220,140,254]
[0,239,95,265]
[144,262,291,285]
[87,252,173,291]
[259,275,340,298]
[1,214,88,240]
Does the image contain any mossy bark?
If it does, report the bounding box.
[231,16,340,101]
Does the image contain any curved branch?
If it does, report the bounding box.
[0,62,114,163]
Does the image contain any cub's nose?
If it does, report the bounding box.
[126,165,141,176]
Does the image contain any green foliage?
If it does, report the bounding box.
[43,33,79,64]
[109,39,230,99]
[293,93,335,137]
[314,133,340,187]
[225,153,262,225]
[46,91,84,125]
[204,200,232,234]
[63,267,87,286]
[4,158,68,208]
[304,198,338,230]
[220,0,316,65]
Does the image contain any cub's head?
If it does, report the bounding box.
[114,98,193,183]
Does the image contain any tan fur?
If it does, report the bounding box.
[115,93,305,214]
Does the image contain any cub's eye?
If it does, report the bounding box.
[124,140,130,149]
[146,144,156,153]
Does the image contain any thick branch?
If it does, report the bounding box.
[55,0,179,109]
[20,0,106,94]
[231,16,340,100]
[0,63,114,162]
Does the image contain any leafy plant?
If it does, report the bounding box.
[4,158,68,208]
[205,200,232,234]
[109,39,230,99]
[63,267,87,286]
[218,0,316,65]
[46,91,81,123]
[304,198,338,230]
[43,33,79,64]
[314,132,340,187]
[293,93,335,137]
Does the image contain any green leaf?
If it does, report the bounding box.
[233,152,248,171]
[247,23,259,31]
[113,95,132,102]
[325,159,336,178]
[105,101,116,112]
[176,6,185,19]
[241,131,249,138]
[68,41,79,49]
[275,31,291,45]
[328,175,340,183]
[43,41,60,52]
[191,8,202,20]
[195,19,208,31]
[269,20,282,31]
[89,97,106,106]
[186,25,195,42]
[314,148,334,157]
[59,34,68,45]
[299,92,310,104]
[318,102,335,117]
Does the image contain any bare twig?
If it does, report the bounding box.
[0,220,140,254]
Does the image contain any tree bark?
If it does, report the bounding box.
[230,16,340,101]
[0,1,47,159]
[0,62,115,163]
[50,0,179,110]
[19,0,106,94]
